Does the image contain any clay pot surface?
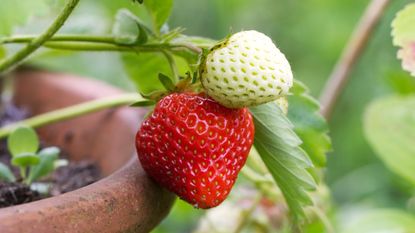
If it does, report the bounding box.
[0,71,175,233]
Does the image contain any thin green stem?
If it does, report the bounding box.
[42,42,160,52]
[0,35,116,44]
[0,0,81,74]
[20,167,27,180]
[0,34,203,54]
[0,93,143,139]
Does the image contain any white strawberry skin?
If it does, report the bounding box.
[200,30,293,108]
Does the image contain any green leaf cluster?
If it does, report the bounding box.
[288,80,331,167]
[112,9,149,45]
[251,103,316,220]
[113,5,194,95]
[0,126,63,184]
[247,80,331,221]
[143,0,173,34]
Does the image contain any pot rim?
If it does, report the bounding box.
[0,71,175,233]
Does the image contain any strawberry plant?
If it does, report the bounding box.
[0,0,331,230]
[4,0,414,232]
[0,126,65,187]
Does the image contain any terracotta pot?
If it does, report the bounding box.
[0,71,175,233]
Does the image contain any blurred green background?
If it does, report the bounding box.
[8,0,415,232]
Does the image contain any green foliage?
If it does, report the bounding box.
[122,53,172,94]
[11,153,40,167]
[27,147,60,183]
[122,50,190,94]
[340,209,415,233]
[288,80,331,167]
[158,73,175,91]
[0,163,16,182]
[0,0,48,35]
[392,3,415,76]
[0,126,62,184]
[112,9,149,45]
[143,0,173,34]
[364,95,415,186]
[251,103,316,220]
[7,126,39,158]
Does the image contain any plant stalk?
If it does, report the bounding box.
[0,93,142,139]
[42,42,161,52]
[0,0,81,74]
[20,167,27,180]
[0,35,116,44]
[0,35,203,54]
[319,0,391,120]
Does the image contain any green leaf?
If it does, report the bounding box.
[0,0,48,35]
[364,95,415,186]
[27,147,60,183]
[288,80,331,167]
[122,53,189,94]
[11,153,40,167]
[392,3,415,76]
[122,53,171,93]
[112,9,149,45]
[0,162,16,182]
[250,103,316,220]
[144,0,173,33]
[158,73,175,91]
[340,209,415,233]
[8,126,39,158]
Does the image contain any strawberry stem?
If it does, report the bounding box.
[0,35,203,55]
[0,93,143,139]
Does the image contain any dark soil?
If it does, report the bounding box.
[0,102,101,208]
[0,182,40,207]
[50,161,100,196]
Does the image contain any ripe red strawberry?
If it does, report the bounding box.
[136,92,255,209]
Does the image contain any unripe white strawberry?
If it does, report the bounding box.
[200,30,293,108]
